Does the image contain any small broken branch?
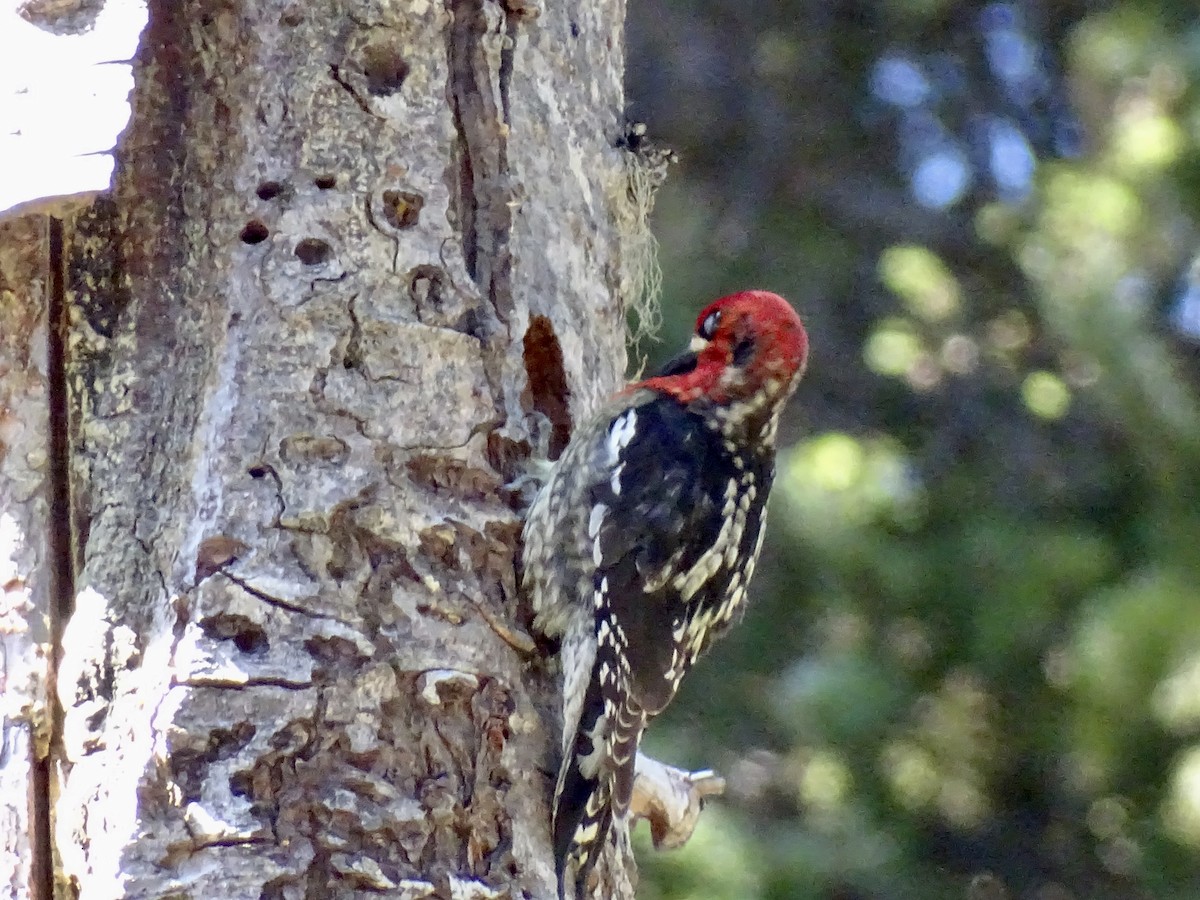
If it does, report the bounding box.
[629,752,726,850]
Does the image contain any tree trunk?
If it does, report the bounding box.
[0,217,58,900]
[0,0,652,896]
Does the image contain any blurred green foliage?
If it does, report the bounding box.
[626,2,1200,898]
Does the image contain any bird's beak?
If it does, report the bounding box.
[689,335,708,353]
[654,348,700,378]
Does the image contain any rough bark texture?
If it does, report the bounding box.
[0,0,650,897]
[0,218,56,900]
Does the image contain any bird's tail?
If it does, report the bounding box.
[552,649,644,898]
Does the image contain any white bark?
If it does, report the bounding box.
[0,0,145,217]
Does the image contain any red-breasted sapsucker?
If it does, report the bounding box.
[522,290,808,899]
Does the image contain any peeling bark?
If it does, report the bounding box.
[1,0,652,896]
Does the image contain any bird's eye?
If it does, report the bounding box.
[698,310,721,340]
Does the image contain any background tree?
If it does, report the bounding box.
[629,2,1200,899]
[0,0,659,896]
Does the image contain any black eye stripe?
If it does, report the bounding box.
[699,310,721,340]
[732,336,755,366]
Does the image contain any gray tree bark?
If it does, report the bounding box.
[0,0,657,896]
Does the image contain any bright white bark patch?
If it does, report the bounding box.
[0,1,148,216]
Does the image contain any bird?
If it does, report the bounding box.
[521,290,808,897]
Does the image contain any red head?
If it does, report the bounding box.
[637,291,808,419]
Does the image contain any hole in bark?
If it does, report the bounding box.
[343,308,363,370]
[362,42,410,96]
[280,7,303,26]
[233,629,268,654]
[201,613,270,655]
[228,770,253,799]
[382,189,424,229]
[294,238,332,265]
[256,180,285,200]
[522,316,573,459]
[570,21,579,38]
[248,465,269,479]
[314,174,337,190]
[305,634,370,667]
[240,220,270,244]
[172,723,259,802]
[269,720,317,756]
[456,307,486,340]
[409,265,446,302]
